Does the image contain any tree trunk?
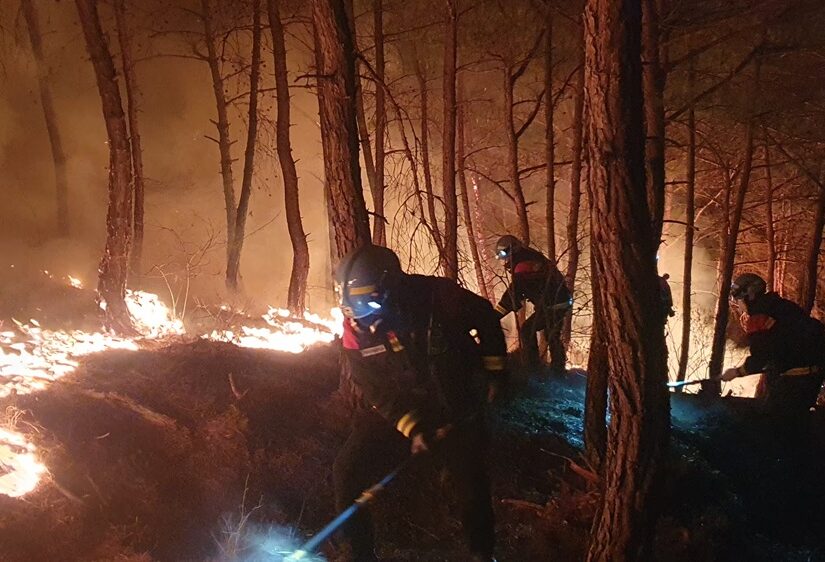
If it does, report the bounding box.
[708,62,759,382]
[764,138,776,291]
[563,61,585,345]
[201,0,237,262]
[76,0,135,334]
[226,0,262,291]
[21,0,69,237]
[544,8,556,260]
[676,67,696,385]
[372,0,387,245]
[269,0,310,314]
[800,179,825,313]
[503,68,531,246]
[584,250,608,469]
[458,79,489,300]
[583,0,669,557]
[113,0,146,277]
[312,0,372,257]
[416,57,444,255]
[441,0,459,279]
[346,0,379,216]
[642,0,666,246]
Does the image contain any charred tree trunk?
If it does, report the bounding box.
[21,0,69,237]
[676,68,696,385]
[114,0,146,277]
[416,58,444,255]
[226,0,262,291]
[708,62,759,382]
[800,179,825,313]
[764,138,776,291]
[563,61,585,345]
[584,251,608,469]
[76,0,135,334]
[201,0,237,262]
[583,0,669,557]
[312,0,372,257]
[544,8,556,260]
[503,68,531,246]
[269,0,310,313]
[372,0,387,245]
[441,0,459,279]
[458,80,489,299]
[642,0,666,245]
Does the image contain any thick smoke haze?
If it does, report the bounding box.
[1,1,334,311]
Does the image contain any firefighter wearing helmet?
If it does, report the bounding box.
[333,244,506,562]
[494,235,572,373]
[715,273,825,423]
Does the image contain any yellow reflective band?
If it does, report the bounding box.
[494,304,508,315]
[348,284,377,296]
[396,411,419,438]
[482,356,506,371]
[387,332,404,352]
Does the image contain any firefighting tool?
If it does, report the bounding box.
[284,454,421,561]
[667,379,712,389]
[284,416,474,560]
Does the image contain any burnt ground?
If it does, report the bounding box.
[0,341,824,562]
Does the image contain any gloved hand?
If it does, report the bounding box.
[719,367,741,382]
[486,370,510,403]
[410,425,452,454]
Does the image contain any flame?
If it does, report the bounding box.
[1,275,341,499]
[207,306,343,354]
[0,428,46,498]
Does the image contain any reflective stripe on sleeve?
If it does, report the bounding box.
[482,355,506,371]
[494,303,508,316]
[396,411,420,438]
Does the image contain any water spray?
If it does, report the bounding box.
[667,378,712,389]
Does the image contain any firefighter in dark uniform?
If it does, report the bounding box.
[659,273,676,323]
[493,235,572,372]
[715,273,825,432]
[333,244,506,562]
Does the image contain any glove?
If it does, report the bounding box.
[486,370,510,403]
[410,425,452,454]
[719,367,742,382]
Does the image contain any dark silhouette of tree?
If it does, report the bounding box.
[21,0,69,237]
[75,0,135,334]
[582,0,670,558]
[268,0,310,314]
[312,0,371,257]
[113,0,146,277]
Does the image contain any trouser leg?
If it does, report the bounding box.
[519,312,541,368]
[443,424,495,558]
[332,411,403,561]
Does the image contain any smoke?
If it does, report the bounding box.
[0,2,335,314]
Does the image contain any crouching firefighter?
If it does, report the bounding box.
[714,273,825,432]
[333,244,507,562]
[493,235,572,372]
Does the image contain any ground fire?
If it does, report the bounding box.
[2,0,825,560]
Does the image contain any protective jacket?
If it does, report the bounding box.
[741,292,825,376]
[342,274,507,440]
[495,246,571,317]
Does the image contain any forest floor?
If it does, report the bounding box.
[1,336,824,562]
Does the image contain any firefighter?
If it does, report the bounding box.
[333,244,506,562]
[715,273,825,426]
[493,235,572,372]
[659,273,676,323]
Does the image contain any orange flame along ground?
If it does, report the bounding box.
[0,274,342,499]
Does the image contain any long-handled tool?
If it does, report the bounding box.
[284,455,417,561]
[667,378,712,389]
